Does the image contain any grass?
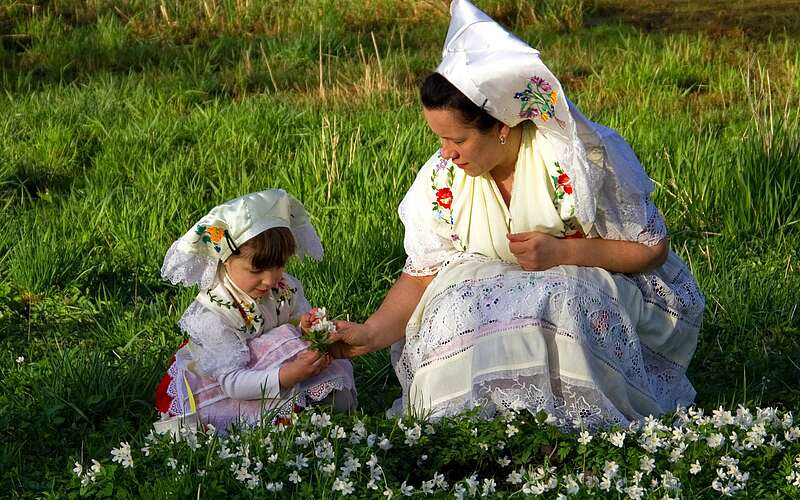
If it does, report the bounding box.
[0,0,798,495]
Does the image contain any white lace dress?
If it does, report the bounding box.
[390,133,705,429]
[156,274,356,432]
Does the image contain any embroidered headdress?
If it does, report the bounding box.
[436,0,656,241]
[162,189,323,289]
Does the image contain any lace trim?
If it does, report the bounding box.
[161,240,220,289]
[636,197,668,247]
[304,377,346,403]
[402,257,441,277]
[394,264,700,428]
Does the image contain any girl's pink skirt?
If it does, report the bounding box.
[155,324,355,432]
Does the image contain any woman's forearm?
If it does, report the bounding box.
[363,272,434,352]
[563,238,668,273]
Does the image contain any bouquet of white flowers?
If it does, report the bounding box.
[303,307,336,353]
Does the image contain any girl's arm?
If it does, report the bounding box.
[507,232,668,273]
[217,350,331,398]
[328,272,435,358]
[217,366,282,400]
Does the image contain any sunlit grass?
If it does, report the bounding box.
[0,0,798,495]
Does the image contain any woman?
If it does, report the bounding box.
[330,0,704,429]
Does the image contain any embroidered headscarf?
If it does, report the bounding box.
[435,0,655,243]
[161,189,323,291]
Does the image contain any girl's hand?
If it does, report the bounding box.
[507,231,564,271]
[327,321,374,359]
[299,307,324,334]
[279,350,331,388]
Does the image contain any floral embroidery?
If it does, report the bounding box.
[195,224,226,253]
[513,76,565,128]
[551,161,573,200]
[436,187,453,209]
[235,302,264,335]
[207,291,264,335]
[549,162,583,239]
[207,290,236,309]
[430,152,464,251]
[272,279,296,310]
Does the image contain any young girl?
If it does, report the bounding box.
[154,189,356,434]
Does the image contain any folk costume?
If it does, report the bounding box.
[155,189,356,433]
[391,0,704,428]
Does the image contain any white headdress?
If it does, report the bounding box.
[436,0,655,240]
[161,189,323,289]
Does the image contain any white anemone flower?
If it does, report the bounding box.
[506,469,523,485]
[332,478,354,495]
[707,433,724,448]
[639,456,655,474]
[404,424,422,446]
[110,442,133,469]
[311,412,332,428]
[378,436,393,450]
[608,431,625,448]
[400,481,414,496]
[481,478,496,497]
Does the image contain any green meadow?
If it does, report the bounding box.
[1,0,799,496]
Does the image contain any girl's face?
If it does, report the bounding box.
[423,107,507,178]
[224,251,283,299]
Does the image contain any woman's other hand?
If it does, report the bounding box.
[327,321,375,359]
[279,350,331,388]
[507,231,563,271]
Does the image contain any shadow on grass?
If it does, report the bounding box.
[0,347,161,492]
[589,0,800,38]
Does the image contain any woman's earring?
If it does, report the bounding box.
[499,136,506,145]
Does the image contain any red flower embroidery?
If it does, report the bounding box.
[436,187,453,209]
[562,230,584,240]
[557,172,573,194]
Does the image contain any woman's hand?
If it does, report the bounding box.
[279,350,332,389]
[507,231,564,271]
[326,321,375,359]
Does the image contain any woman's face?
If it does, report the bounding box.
[423,107,505,177]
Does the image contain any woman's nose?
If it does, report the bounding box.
[441,143,459,160]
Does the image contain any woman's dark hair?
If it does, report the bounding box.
[420,72,500,133]
[239,226,295,269]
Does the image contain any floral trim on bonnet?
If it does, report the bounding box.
[195,224,226,254]
[513,76,566,128]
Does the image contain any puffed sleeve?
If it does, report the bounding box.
[178,301,284,399]
[399,152,459,276]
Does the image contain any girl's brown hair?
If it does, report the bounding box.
[239,227,295,269]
